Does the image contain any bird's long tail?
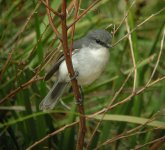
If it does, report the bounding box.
[39,81,67,111]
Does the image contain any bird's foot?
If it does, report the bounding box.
[70,71,79,81]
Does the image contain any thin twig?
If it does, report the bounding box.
[68,0,101,29]
[125,18,137,92]
[46,0,62,40]
[86,71,133,149]
[69,0,79,54]
[94,112,164,149]
[113,0,136,34]
[113,7,165,47]
[26,121,79,150]
[89,75,165,117]
[150,138,165,150]
[40,0,61,16]
[95,127,164,150]
[69,0,87,149]
[0,76,43,105]
[146,26,165,85]
[3,1,41,50]
[132,136,165,150]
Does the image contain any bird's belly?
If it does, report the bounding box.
[75,48,109,85]
[77,65,103,85]
[58,47,109,85]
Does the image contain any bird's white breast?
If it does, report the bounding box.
[58,47,110,85]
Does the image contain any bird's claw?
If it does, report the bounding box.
[70,71,79,81]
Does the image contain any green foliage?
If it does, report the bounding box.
[0,0,165,149]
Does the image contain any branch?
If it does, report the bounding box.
[46,0,62,41]
[67,0,101,29]
[69,0,79,54]
[0,76,43,105]
[40,0,61,16]
[125,18,137,92]
[132,136,165,150]
[3,1,41,50]
[113,0,135,34]
[27,121,79,150]
[95,127,163,149]
[89,75,165,117]
[61,1,86,149]
[146,26,165,85]
[113,7,165,47]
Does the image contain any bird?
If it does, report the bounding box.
[39,29,112,110]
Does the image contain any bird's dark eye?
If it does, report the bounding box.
[96,39,101,44]
[95,39,109,48]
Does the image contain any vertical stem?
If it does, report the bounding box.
[61,0,86,150]
[70,0,79,54]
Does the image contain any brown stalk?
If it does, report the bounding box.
[45,0,101,149]
[26,121,79,150]
[95,127,163,150]
[68,0,101,29]
[70,0,87,149]
[40,0,61,16]
[61,1,86,149]
[0,76,43,105]
[132,136,165,150]
[46,0,62,41]
[69,0,79,53]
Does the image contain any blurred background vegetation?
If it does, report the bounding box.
[0,0,165,149]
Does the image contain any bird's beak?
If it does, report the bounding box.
[106,43,112,48]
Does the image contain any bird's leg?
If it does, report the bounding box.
[60,99,71,110]
[69,71,84,105]
[70,70,79,81]
[66,71,79,83]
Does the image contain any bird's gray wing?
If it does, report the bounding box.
[44,55,65,81]
[72,37,89,49]
[44,38,85,81]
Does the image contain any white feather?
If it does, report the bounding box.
[58,46,110,85]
